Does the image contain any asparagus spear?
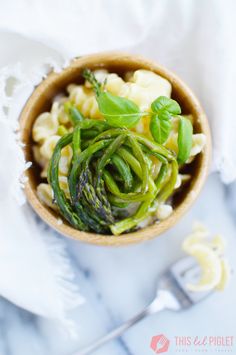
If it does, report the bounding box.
[48,133,88,230]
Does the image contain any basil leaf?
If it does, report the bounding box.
[177,116,193,164]
[151,96,181,117]
[150,114,172,144]
[97,92,141,128]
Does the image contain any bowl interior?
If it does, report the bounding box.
[20,53,211,246]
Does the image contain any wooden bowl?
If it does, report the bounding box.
[20,52,211,246]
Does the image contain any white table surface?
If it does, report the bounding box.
[0,173,235,355]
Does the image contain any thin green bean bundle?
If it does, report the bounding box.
[48,118,176,234]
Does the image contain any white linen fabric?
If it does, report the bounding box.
[0,32,84,335]
[0,0,235,332]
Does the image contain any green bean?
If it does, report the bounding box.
[97,135,126,180]
[103,170,152,202]
[78,119,109,131]
[81,129,99,139]
[107,194,129,208]
[133,133,174,161]
[92,128,128,142]
[128,135,149,193]
[117,147,142,178]
[117,147,156,197]
[110,163,169,235]
[155,164,169,191]
[110,203,150,235]
[157,160,178,202]
[111,154,133,191]
[72,125,81,163]
[64,102,84,125]
[141,145,168,165]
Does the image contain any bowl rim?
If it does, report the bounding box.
[20,51,211,246]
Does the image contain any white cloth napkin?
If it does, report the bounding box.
[0,0,236,332]
[0,31,85,335]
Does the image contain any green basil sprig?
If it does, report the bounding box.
[149,113,172,144]
[177,116,193,164]
[97,91,141,128]
[151,96,181,120]
[83,70,189,153]
[83,69,142,128]
[149,96,181,144]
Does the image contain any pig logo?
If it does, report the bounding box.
[150,334,170,353]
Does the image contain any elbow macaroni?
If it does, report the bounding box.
[67,84,102,119]
[33,112,58,142]
[37,183,57,210]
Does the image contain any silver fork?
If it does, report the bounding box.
[73,256,211,355]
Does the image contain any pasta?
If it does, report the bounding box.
[190,134,206,157]
[58,145,73,176]
[39,135,61,160]
[129,69,172,105]
[37,183,57,210]
[156,204,173,220]
[33,112,58,142]
[67,84,102,119]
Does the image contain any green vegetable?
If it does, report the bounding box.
[83,69,142,128]
[150,114,172,144]
[48,133,88,231]
[72,125,81,162]
[107,194,129,208]
[155,164,168,191]
[96,134,126,181]
[103,169,153,202]
[110,203,150,236]
[45,68,196,236]
[83,68,101,96]
[110,154,133,191]
[157,160,178,202]
[48,124,178,234]
[96,92,141,128]
[128,135,149,193]
[177,116,193,164]
[68,139,112,204]
[133,133,174,161]
[151,96,181,120]
[64,102,84,125]
[117,147,142,178]
[149,96,181,144]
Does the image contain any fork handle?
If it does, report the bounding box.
[73,297,165,355]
